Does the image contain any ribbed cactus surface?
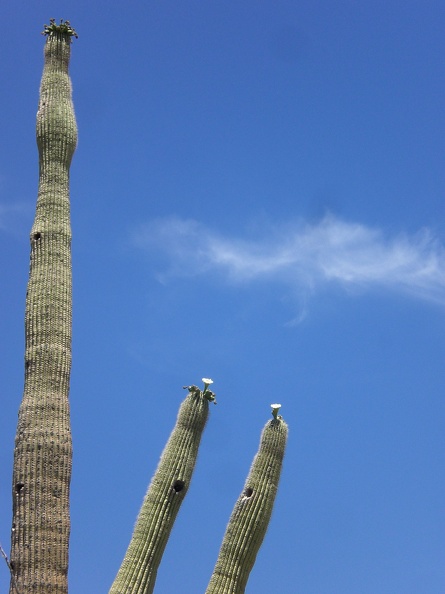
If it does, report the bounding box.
[109,384,215,594]
[206,412,288,594]
[9,21,77,594]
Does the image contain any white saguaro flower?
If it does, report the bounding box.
[200,378,216,404]
[270,403,282,419]
[202,377,213,391]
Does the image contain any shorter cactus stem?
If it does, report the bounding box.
[206,410,288,594]
[109,384,212,594]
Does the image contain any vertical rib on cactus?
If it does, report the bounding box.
[9,20,77,594]
[109,384,215,594]
[206,409,288,594]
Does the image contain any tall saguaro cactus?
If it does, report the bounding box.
[9,19,78,594]
[109,382,216,594]
[206,405,288,594]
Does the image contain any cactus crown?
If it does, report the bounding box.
[42,18,78,40]
[183,380,217,404]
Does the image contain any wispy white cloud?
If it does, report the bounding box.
[133,215,445,306]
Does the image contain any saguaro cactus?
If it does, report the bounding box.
[8,22,289,594]
[206,405,288,594]
[109,381,216,594]
[9,19,77,594]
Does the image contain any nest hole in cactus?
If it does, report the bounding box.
[15,483,25,494]
[173,479,185,493]
[244,487,253,498]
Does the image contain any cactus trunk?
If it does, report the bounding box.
[109,385,213,594]
[206,415,288,594]
[9,24,77,594]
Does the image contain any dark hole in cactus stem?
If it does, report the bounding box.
[15,483,24,494]
[33,232,41,241]
[244,487,253,498]
[173,480,185,493]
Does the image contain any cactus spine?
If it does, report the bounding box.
[109,383,216,594]
[206,407,288,594]
[9,20,77,594]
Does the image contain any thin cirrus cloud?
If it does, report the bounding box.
[133,214,445,307]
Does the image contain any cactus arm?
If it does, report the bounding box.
[109,383,215,594]
[205,407,288,594]
[9,20,77,594]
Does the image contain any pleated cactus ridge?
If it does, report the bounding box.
[9,19,77,594]
[205,404,288,594]
[109,381,217,594]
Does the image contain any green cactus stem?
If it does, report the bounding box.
[9,22,77,594]
[205,407,288,594]
[109,383,215,594]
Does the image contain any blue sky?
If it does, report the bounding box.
[1,2,444,593]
